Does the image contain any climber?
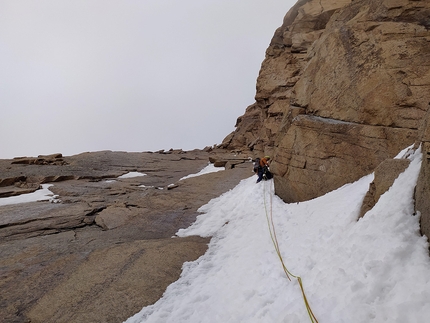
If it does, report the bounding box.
[256,156,272,183]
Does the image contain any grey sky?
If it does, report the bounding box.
[0,0,295,159]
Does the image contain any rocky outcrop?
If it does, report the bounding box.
[222,0,430,203]
[11,153,68,165]
[208,155,250,169]
[359,158,411,218]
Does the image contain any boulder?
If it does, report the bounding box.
[167,183,179,190]
[95,206,134,230]
[213,160,227,167]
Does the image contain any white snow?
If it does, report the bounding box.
[395,144,415,159]
[179,163,225,181]
[0,184,59,206]
[125,145,430,323]
[118,172,147,179]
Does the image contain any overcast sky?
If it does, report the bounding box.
[0,0,295,159]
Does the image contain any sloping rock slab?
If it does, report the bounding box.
[0,202,96,240]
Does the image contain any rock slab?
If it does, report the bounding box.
[0,149,253,323]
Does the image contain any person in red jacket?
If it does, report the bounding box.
[256,156,271,183]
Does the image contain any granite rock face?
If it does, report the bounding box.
[0,149,253,323]
[222,0,430,203]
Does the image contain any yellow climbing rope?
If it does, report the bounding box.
[263,180,319,323]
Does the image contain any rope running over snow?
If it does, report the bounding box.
[262,179,319,323]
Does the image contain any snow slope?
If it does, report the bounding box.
[126,147,430,323]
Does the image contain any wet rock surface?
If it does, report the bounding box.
[0,149,253,323]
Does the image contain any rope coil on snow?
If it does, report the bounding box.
[263,180,319,323]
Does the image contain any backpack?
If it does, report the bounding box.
[253,158,261,173]
[263,166,273,180]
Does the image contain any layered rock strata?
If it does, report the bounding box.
[222,0,430,203]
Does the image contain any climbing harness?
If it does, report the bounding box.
[263,180,319,323]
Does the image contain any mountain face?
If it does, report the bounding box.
[222,0,430,206]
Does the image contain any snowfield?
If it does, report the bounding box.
[124,146,429,322]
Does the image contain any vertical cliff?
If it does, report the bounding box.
[222,0,430,204]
